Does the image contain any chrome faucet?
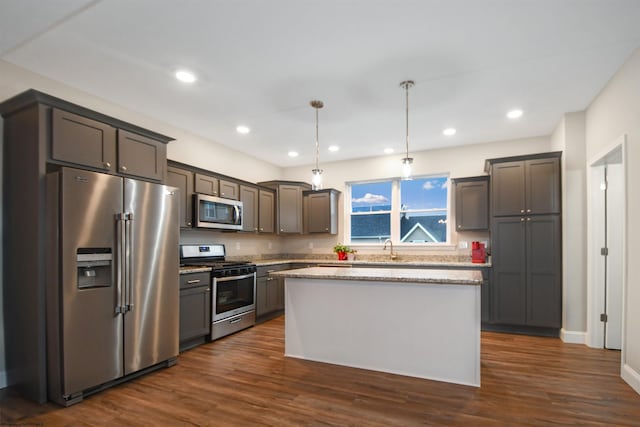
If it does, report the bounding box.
[383,239,397,260]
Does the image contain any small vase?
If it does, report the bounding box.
[337,251,347,260]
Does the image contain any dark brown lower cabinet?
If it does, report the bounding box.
[256,265,287,319]
[491,215,561,328]
[179,285,211,351]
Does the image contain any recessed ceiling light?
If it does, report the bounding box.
[443,128,456,136]
[507,109,523,119]
[384,148,394,154]
[236,125,250,134]
[328,145,339,152]
[175,70,196,83]
[288,151,299,157]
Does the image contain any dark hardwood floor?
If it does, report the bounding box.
[1,315,639,426]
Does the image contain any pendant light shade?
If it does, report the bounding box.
[310,100,324,190]
[400,80,414,180]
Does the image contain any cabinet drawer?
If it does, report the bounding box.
[180,272,210,289]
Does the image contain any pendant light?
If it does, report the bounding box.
[400,80,414,180]
[310,100,324,190]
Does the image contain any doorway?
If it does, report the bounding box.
[588,137,626,350]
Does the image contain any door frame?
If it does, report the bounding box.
[586,135,627,355]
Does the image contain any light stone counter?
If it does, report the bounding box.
[271,266,482,285]
[254,258,491,268]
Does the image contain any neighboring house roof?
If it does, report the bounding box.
[351,213,446,243]
[400,222,438,243]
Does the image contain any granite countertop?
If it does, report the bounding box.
[179,266,212,275]
[254,258,491,268]
[270,266,483,286]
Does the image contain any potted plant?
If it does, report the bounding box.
[333,243,350,260]
[347,248,357,261]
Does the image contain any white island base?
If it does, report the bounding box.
[281,268,481,387]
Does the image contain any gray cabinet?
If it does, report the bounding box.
[219,179,239,200]
[256,265,288,319]
[258,190,275,233]
[259,181,311,234]
[167,166,194,228]
[179,272,211,351]
[490,156,560,216]
[51,108,166,182]
[452,176,489,231]
[117,129,165,181]
[304,189,340,234]
[195,173,219,196]
[240,185,259,232]
[52,108,116,173]
[487,152,562,332]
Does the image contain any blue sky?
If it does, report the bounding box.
[351,177,448,212]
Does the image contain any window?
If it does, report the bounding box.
[348,176,449,245]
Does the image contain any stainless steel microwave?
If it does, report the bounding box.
[194,193,243,230]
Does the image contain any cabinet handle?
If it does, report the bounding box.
[266,277,274,281]
[260,227,264,231]
[221,192,226,196]
[187,221,192,226]
[213,191,218,196]
[187,279,201,284]
[280,228,284,232]
[520,218,525,222]
[527,209,531,213]
[527,217,531,221]
[120,165,128,171]
[205,288,211,292]
[254,227,258,231]
[458,225,462,229]
[325,228,329,231]
[520,209,525,213]
[103,162,111,169]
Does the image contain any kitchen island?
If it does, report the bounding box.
[271,267,483,387]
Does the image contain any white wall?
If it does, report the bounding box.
[585,47,640,393]
[551,112,588,343]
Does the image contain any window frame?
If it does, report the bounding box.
[346,174,451,247]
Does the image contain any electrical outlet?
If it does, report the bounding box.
[459,241,468,249]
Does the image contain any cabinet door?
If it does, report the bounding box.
[51,108,116,172]
[526,158,560,215]
[526,215,562,327]
[307,192,330,233]
[266,276,280,312]
[259,190,275,233]
[179,286,211,342]
[491,216,527,325]
[256,276,269,317]
[167,166,194,228]
[455,179,489,231]
[219,179,239,200]
[194,173,219,196]
[117,129,165,181]
[491,161,525,216]
[275,277,285,311]
[240,185,258,232]
[278,185,302,233]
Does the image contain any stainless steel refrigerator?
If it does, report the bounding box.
[46,167,180,406]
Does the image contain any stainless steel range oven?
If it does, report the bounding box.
[180,244,257,340]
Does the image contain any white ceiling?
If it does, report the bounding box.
[2,0,640,167]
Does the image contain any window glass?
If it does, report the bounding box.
[400,177,448,243]
[350,181,392,243]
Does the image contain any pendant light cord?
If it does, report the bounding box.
[315,105,320,170]
[405,82,409,159]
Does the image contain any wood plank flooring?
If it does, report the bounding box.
[1,315,639,426]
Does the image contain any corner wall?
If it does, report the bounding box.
[585,47,640,393]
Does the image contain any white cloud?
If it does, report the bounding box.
[423,181,435,190]
[352,193,389,204]
[441,180,449,189]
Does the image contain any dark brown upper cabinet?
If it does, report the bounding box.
[51,108,167,182]
[488,153,560,216]
[194,173,219,196]
[240,185,259,232]
[304,189,340,234]
[258,189,275,233]
[167,166,194,228]
[259,181,311,234]
[219,179,239,200]
[52,108,116,173]
[452,176,489,231]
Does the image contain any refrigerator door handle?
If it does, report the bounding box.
[115,213,126,314]
[125,212,134,312]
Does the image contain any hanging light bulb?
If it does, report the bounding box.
[310,100,324,190]
[400,80,414,180]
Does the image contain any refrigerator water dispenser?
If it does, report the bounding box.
[77,249,112,289]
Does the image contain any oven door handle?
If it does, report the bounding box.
[214,272,255,282]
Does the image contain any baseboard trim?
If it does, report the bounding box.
[622,363,640,395]
[560,329,586,344]
[0,369,7,389]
